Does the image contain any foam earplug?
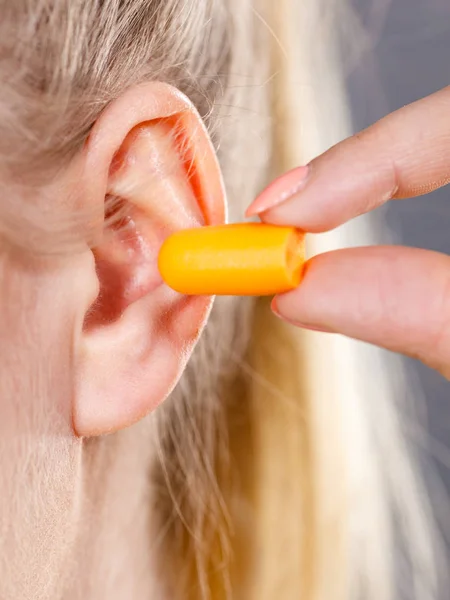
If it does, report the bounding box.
[158,223,305,296]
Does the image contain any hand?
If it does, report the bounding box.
[247,86,450,379]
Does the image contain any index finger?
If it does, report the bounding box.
[248,86,450,232]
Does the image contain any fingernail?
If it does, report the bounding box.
[271,298,335,333]
[246,165,310,217]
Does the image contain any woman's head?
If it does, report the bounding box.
[0,1,272,597]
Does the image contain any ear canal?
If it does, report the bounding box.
[85,198,163,329]
[84,119,203,330]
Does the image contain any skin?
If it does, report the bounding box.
[248,85,450,379]
[0,83,225,599]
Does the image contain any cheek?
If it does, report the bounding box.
[0,275,78,434]
[0,431,83,597]
[0,310,74,435]
[0,254,89,596]
[0,325,83,597]
[0,248,97,434]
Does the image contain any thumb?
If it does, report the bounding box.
[273,246,450,379]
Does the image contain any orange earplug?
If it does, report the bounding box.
[158,223,305,296]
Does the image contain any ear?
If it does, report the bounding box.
[74,83,226,437]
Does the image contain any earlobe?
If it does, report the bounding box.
[73,84,225,437]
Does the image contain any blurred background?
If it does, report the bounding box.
[347,0,450,504]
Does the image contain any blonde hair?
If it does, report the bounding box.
[0,0,441,599]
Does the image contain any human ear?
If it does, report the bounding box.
[74,83,226,436]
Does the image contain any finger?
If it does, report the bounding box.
[247,86,450,232]
[273,246,450,377]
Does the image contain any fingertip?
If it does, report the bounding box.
[246,166,310,217]
[271,294,297,324]
[275,246,450,372]
[271,294,336,333]
[270,296,282,319]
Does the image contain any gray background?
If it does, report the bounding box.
[347,0,450,497]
